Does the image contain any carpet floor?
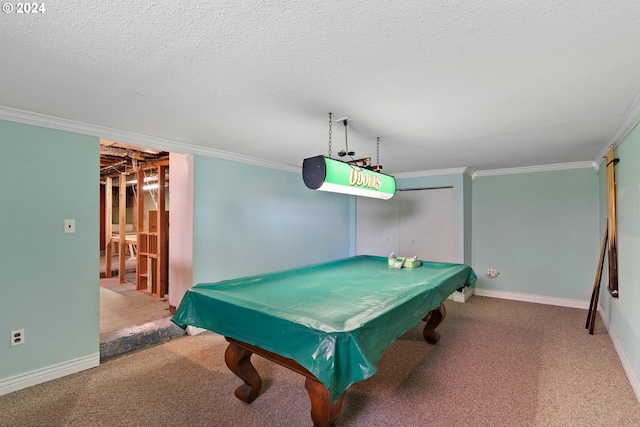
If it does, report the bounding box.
[1,296,639,427]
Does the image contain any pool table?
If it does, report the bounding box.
[172,255,476,426]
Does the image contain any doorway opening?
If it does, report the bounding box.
[99,139,171,341]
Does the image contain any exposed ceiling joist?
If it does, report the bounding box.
[99,139,169,178]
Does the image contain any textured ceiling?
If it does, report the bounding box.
[2,1,640,174]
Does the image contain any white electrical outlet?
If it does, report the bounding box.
[487,269,498,278]
[10,329,24,347]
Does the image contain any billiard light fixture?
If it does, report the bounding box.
[302,114,396,200]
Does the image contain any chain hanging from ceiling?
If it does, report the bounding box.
[328,112,333,158]
[324,112,384,171]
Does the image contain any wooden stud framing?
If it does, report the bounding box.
[157,164,168,298]
[133,164,169,298]
[136,169,146,292]
[104,177,113,278]
[119,173,127,283]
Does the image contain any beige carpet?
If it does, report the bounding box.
[2,296,639,427]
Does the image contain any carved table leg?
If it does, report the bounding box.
[304,378,345,427]
[422,303,446,344]
[224,341,262,403]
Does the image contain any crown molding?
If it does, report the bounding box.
[0,106,301,174]
[474,161,596,178]
[594,91,640,165]
[394,167,475,179]
[4,103,631,178]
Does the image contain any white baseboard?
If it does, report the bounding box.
[473,288,589,309]
[597,306,640,403]
[0,353,99,396]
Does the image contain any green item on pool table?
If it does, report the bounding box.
[172,255,476,402]
[392,256,405,268]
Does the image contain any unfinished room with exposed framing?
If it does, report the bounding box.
[99,140,170,300]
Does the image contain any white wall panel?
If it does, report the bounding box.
[355,196,400,256]
[356,188,453,262]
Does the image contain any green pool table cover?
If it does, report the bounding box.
[172,255,477,401]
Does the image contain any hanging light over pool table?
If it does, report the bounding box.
[302,155,396,200]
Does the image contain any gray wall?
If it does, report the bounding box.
[191,155,353,286]
[472,168,600,301]
[598,123,640,396]
[0,119,99,389]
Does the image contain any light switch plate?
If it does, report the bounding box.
[64,219,76,234]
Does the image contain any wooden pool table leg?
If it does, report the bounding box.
[422,303,446,344]
[304,377,345,427]
[224,341,262,403]
[225,338,346,426]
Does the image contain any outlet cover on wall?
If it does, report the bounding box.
[10,329,24,346]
